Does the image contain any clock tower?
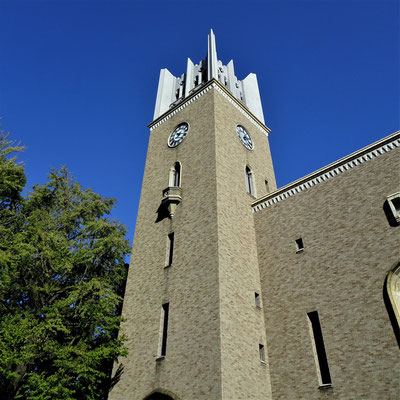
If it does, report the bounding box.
[110,30,277,400]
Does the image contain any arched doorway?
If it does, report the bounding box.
[144,393,173,400]
[144,389,179,400]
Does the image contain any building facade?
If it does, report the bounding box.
[110,31,400,400]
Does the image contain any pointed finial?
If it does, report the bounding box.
[153,28,265,125]
[207,29,218,81]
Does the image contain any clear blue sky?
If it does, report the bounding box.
[1,0,398,243]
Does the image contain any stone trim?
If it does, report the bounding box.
[149,79,271,136]
[252,131,400,213]
[213,82,270,136]
[386,262,400,327]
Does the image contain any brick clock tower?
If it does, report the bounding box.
[110,30,277,400]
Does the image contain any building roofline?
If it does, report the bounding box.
[148,79,271,136]
[152,30,266,122]
[252,130,400,213]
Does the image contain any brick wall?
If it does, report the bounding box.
[255,147,400,399]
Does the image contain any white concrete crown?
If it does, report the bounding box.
[153,29,265,124]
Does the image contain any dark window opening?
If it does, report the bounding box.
[295,238,304,252]
[255,292,260,308]
[265,180,270,193]
[167,233,174,267]
[391,197,400,213]
[173,162,181,187]
[307,311,332,385]
[259,344,265,362]
[160,303,169,357]
[246,166,253,195]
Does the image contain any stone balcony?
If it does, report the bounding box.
[162,186,182,218]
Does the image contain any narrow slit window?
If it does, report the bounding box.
[259,344,265,362]
[167,233,174,267]
[160,303,170,357]
[245,166,254,196]
[307,311,332,386]
[255,292,260,308]
[265,180,270,193]
[295,238,304,252]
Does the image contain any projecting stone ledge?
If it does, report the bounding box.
[161,186,182,218]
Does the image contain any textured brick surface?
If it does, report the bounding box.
[110,87,277,400]
[255,147,400,400]
[111,90,275,399]
[110,82,399,400]
[110,90,221,400]
[214,90,275,400]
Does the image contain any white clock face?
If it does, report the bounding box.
[236,125,253,150]
[168,123,189,148]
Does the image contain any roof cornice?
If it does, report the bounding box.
[252,130,400,213]
[148,79,271,136]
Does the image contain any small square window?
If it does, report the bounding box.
[387,192,400,225]
[295,238,304,252]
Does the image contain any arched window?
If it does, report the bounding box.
[384,262,400,347]
[169,162,181,187]
[245,166,254,196]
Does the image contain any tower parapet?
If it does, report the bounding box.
[153,29,265,123]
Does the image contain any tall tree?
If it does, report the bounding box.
[0,134,130,399]
[0,131,26,212]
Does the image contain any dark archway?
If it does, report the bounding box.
[144,393,173,400]
[143,388,180,400]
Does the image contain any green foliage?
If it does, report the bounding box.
[0,132,130,399]
[0,131,26,213]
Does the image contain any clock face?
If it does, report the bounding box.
[168,123,189,148]
[236,125,253,150]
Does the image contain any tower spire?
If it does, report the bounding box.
[207,29,218,81]
[153,30,265,124]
